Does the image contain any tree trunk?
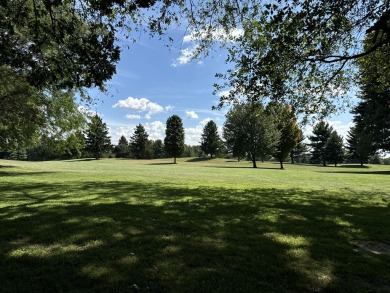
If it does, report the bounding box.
[174,157,177,164]
[322,160,326,166]
[280,158,284,169]
[252,156,257,168]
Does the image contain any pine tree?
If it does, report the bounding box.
[323,131,345,166]
[114,135,129,158]
[85,114,111,159]
[200,120,221,157]
[345,127,375,166]
[153,139,165,158]
[164,115,185,164]
[130,124,149,159]
[309,121,333,166]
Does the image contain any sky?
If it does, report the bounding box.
[87,28,356,146]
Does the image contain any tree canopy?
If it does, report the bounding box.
[85,114,111,159]
[164,115,185,164]
[200,120,221,157]
[223,102,280,168]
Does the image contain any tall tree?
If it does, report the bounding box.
[323,131,345,167]
[223,103,280,168]
[309,121,333,166]
[200,120,221,157]
[164,115,185,164]
[345,127,375,166]
[130,124,149,159]
[352,36,390,152]
[85,115,111,160]
[267,104,301,169]
[114,136,130,158]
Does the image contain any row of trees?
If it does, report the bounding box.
[85,115,186,163]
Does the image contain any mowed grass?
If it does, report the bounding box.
[0,158,389,292]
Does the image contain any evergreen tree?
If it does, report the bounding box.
[85,115,111,160]
[164,115,185,164]
[130,124,149,159]
[323,131,345,167]
[114,135,129,158]
[200,120,221,157]
[309,121,333,166]
[345,127,375,166]
[153,139,165,158]
[290,131,309,164]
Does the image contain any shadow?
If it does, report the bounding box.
[0,171,57,177]
[205,165,280,170]
[147,162,176,165]
[0,165,15,169]
[1,180,389,292]
[185,157,213,163]
[340,164,370,169]
[321,170,390,175]
[64,158,96,162]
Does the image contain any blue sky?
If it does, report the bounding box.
[87,29,355,146]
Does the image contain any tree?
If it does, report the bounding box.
[290,131,309,164]
[0,66,87,149]
[85,115,111,159]
[190,1,390,117]
[114,136,130,158]
[200,120,221,157]
[223,103,280,168]
[164,115,185,164]
[130,124,149,159]
[323,131,345,166]
[345,127,375,166]
[267,104,301,169]
[153,139,165,158]
[309,121,333,166]
[352,38,390,152]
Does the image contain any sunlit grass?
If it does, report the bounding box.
[0,158,389,292]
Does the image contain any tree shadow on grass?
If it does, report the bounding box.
[185,157,213,163]
[340,164,370,169]
[64,158,97,162]
[0,181,389,292]
[321,170,390,175]
[0,171,57,177]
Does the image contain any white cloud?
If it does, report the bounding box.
[216,90,231,97]
[185,110,199,119]
[171,45,201,67]
[165,105,174,112]
[199,117,211,126]
[144,121,166,140]
[113,97,164,118]
[126,114,141,120]
[145,114,152,120]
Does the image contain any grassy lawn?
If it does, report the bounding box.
[1,158,389,292]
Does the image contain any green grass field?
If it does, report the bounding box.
[1,158,389,292]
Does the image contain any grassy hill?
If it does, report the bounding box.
[1,158,389,292]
